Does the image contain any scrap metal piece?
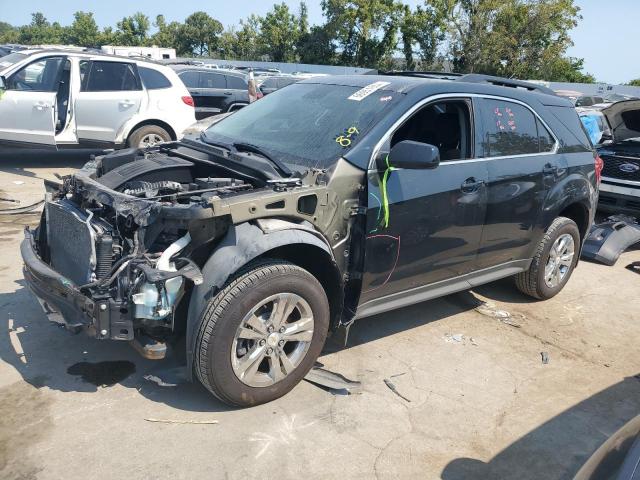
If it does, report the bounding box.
[130,335,167,360]
[626,262,640,275]
[581,215,640,266]
[383,378,411,402]
[303,366,361,395]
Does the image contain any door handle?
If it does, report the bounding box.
[119,100,136,108]
[223,91,232,95]
[543,164,558,176]
[34,102,51,111]
[461,177,485,193]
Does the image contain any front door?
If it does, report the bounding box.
[0,56,65,147]
[74,60,144,144]
[473,97,562,270]
[359,98,488,308]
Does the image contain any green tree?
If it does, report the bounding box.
[321,0,404,68]
[400,1,452,70]
[115,12,150,46]
[64,11,100,47]
[151,15,184,51]
[0,22,19,43]
[233,14,262,60]
[628,79,640,87]
[179,11,223,56]
[18,13,65,44]
[297,25,335,65]
[258,3,300,62]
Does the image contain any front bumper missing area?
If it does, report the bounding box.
[20,228,133,340]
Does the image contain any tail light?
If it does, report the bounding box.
[595,154,604,184]
[181,96,194,107]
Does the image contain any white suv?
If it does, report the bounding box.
[0,49,196,149]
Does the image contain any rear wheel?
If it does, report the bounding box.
[127,125,171,149]
[194,260,329,407]
[515,217,580,300]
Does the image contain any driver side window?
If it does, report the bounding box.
[391,99,473,161]
[7,57,64,92]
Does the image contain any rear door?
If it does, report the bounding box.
[223,74,248,109]
[74,60,144,144]
[473,97,562,270]
[197,72,229,117]
[0,56,64,147]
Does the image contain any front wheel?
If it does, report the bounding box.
[194,260,330,407]
[127,125,171,149]
[515,217,580,300]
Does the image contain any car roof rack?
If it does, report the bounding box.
[381,70,464,80]
[456,74,556,96]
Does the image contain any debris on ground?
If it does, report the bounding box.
[541,352,550,364]
[475,301,523,328]
[12,180,24,185]
[144,418,218,425]
[627,262,640,275]
[0,199,44,215]
[383,378,411,402]
[143,374,178,387]
[444,333,465,343]
[303,366,362,395]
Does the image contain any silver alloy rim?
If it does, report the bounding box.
[231,293,314,387]
[544,233,575,288]
[139,133,165,148]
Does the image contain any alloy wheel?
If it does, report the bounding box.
[139,133,165,148]
[544,233,575,288]
[231,293,315,387]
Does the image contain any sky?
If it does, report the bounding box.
[0,0,636,84]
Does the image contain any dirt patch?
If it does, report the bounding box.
[0,381,52,479]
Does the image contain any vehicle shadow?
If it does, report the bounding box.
[0,149,94,180]
[441,374,640,480]
[0,280,236,413]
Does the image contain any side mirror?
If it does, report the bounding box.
[387,140,440,170]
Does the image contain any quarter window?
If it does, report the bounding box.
[537,119,555,152]
[478,99,540,157]
[179,71,199,88]
[139,67,172,89]
[80,61,141,92]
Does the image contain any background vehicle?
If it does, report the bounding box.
[578,100,640,213]
[575,95,606,107]
[171,65,253,119]
[258,75,302,95]
[22,74,598,407]
[0,49,195,149]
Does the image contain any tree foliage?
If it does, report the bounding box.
[0,1,596,83]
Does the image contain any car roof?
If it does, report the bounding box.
[301,74,571,107]
[169,65,247,77]
[15,48,167,67]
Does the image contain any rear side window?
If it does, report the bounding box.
[81,61,141,92]
[178,71,199,88]
[200,72,225,89]
[478,99,539,157]
[548,106,592,151]
[261,78,277,89]
[226,75,247,89]
[537,119,555,152]
[139,67,172,89]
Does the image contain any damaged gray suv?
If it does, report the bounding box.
[21,74,599,406]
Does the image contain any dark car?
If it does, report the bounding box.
[171,66,251,119]
[578,100,640,213]
[259,75,301,95]
[21,74,599,407]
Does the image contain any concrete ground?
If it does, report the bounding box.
[1,151,639,480]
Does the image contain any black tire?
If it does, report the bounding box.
[194,259,330,407]
[127,124,171,148]
[515,217,580,300]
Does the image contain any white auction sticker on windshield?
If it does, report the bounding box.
[348,81,390,101]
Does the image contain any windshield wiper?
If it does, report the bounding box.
[233,142,292,177]
[199,133,232,151]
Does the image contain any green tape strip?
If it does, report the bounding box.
[379,154,396,229]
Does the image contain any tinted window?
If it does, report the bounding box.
[548,106,592,152]
[260,78,277,89]
[479,99,539,157]
[179,71,199,88]
[537,119,555,152]
[226,75,247,89]
[279,77,297,88]
[81,61,141,92]
[200,72,225,89]
[139,67,172,89]
[7,56,63,92]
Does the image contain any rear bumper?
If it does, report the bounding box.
[21,228,133,340]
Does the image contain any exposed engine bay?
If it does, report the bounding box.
[25,140,365,354]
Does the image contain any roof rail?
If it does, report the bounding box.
[381,70,464,80]
[456,74,556,96]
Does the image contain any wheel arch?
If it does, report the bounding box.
[124,119,177,146]
[184,221,343,379]
[558,201,590,242]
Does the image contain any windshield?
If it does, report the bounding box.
[0,52,28,73]
[202,82,400,169]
